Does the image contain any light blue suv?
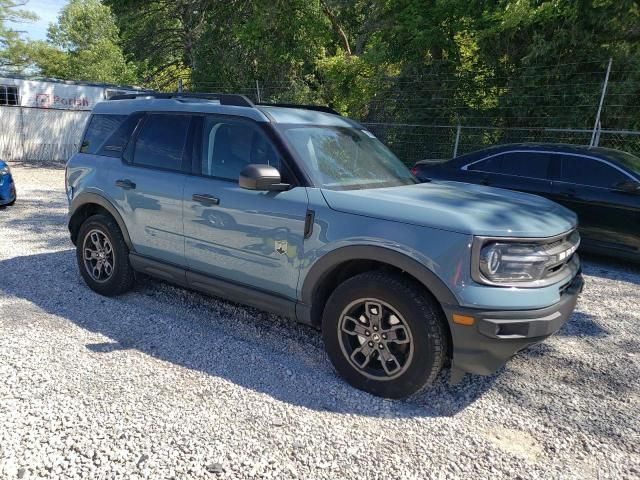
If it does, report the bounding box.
[66,93,583,398]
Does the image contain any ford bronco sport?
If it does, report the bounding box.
[66,93,583,398]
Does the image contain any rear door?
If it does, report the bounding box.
[549,153,640,252]
[182,115,308,300]
[464,151,553,196]
[107,112,192,266]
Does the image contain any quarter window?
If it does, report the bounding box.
[199,117,280,180]
[133,114,191,171]
[558,156,627,188]
[80,114,127,154]
[467,156,504,174]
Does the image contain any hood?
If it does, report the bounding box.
[321,181,577,237]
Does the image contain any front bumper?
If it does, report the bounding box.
[444,273,584,375]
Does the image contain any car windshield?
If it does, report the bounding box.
[279,125,416,190]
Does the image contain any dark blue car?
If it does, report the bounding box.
[412,143,640,261]
[0,160,16,206]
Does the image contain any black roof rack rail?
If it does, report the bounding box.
[257,103,341,116]
[108,92,255,108]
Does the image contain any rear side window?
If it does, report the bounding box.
[81,114,126,154]
[558,155,628,188]
[499,152,550,179]
[133,114,191,171]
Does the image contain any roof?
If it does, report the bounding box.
[92,96,358,127]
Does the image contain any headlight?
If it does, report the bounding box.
[473,231,580,286]
[0,165,9,175]
[479,242,550,282]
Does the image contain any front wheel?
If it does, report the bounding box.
[322,271,448,398]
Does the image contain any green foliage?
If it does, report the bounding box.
[0,0,38,72]
[4,0,640,137]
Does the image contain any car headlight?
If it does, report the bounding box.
[473,231,580,286]
[479,242,551,282]
[0,165,9,175]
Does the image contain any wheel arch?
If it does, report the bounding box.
[298,245,459,328]
[68,193,133,250]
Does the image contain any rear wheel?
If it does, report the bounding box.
[76,214,134,296]
[322,271,448,398]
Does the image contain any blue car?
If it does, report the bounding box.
[0,160,16,206]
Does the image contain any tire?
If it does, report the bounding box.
[322,271,448,399]
[76,214,135,296]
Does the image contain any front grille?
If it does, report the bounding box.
[541,230,580,280]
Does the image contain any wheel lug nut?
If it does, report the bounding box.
[365,331,370,336]
[379,344,384,349]
[368,341,374,347]
[382,334,387,340]
[373,326,378,331]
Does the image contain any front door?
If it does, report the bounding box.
[182,116,308,299]
[549,153,640,253]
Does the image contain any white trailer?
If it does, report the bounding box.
[0,76,148,111]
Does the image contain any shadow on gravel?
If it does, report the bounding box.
[1,196,69,250]
[580,252,640,282]
[556,310,608,338]
[0,250,501,418]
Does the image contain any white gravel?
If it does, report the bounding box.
[0,162,639,480]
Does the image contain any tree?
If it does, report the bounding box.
[0,0,37,72]
[35,0,137,84]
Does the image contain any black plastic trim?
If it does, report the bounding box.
[444,273,583,375]
[299,245,458,318]
[68,192,134,249]
[128,254,297,320]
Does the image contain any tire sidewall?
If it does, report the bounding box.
[76,215,131,296]
[322,274,444,398]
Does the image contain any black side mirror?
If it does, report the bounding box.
[239,164,290,191]
[614,180,640,194]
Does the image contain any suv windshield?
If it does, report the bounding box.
[279,125,416,189]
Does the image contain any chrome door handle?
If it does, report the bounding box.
[192,193,220,206]
[115,179,136,190]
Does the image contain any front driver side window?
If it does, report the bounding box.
[559,156,627,188]
[200,117,280,181]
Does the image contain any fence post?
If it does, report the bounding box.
[452,124,461,158]
[255,79,261,103]
[590,58,612,147]
[18,106,26,162]
[177,78,183,93]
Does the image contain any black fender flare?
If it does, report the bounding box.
[68,192,133,249]
[300,245,459,310]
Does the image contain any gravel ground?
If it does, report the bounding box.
[0,162,639,480]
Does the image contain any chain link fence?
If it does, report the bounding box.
[2,60,640,165]
[0,106,89,162]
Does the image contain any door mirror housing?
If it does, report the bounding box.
[239,164,290,191]
[614,180,640,194]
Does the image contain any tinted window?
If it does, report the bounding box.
[467,155,503,173]
[97,113,143,158]
[468,152,550,179]
[559,155,627,188]
[134,114,191,171]
[500,152,550,178]
[80,114,126,154]
[200,117,280,180]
